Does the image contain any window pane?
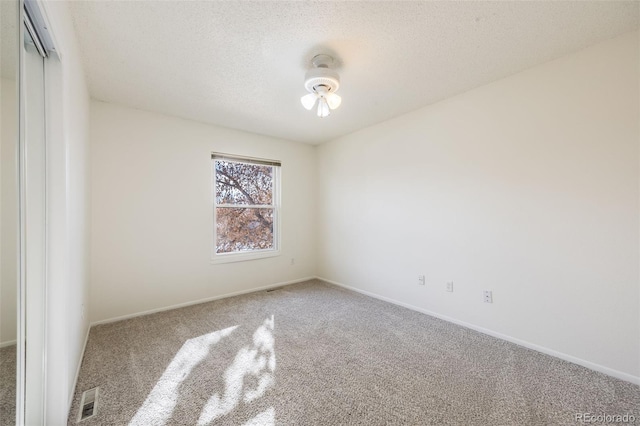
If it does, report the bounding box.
[216,207,274,253]
[215,160,273,205]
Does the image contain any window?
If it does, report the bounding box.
[212,154,281,262]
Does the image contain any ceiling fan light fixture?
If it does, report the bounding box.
[301,54,342,118]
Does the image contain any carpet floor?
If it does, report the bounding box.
[68,280,640,425]
[0,345,16,426]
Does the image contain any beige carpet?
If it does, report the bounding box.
[68,280,640,425]
[0,345,16,426]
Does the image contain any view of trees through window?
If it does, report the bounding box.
[214,159,277,254]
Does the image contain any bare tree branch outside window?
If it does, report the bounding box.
[215,160,276,254]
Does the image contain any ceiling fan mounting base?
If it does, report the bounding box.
[311,54,334,69]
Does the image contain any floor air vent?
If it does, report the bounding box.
[77,387,99,422]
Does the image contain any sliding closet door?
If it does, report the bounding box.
[21,20,46,426]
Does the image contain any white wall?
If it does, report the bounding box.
[0,77,17,346]
[90,101,316,323]
[41,0,91,422]
[317,31,639,381]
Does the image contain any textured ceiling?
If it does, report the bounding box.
[69,1,639,145]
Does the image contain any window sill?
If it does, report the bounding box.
[211,249,280,264]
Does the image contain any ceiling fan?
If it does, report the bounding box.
[300,54,342,118]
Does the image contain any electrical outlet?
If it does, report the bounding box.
[290,258,295,265]
[418,275,426,286]
[446,282,454,292]
[483,290,493,303]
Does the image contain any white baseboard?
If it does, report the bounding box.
[317,276,640,386]
[90,276,316,327]
[0,340,16,349]
[68,325,91,411]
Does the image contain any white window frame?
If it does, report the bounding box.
[211,153,281,264]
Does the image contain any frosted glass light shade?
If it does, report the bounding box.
[326,93,342,110]
[300,93,317,110]
[317,98,330,118]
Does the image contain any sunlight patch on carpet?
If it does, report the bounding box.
[242,407,275,426]
[128,325,238,426]
[197,315,276,425]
